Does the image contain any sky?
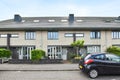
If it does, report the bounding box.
[0,0,120,21]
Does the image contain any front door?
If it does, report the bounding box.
[62,48,67,60]
[11,47,19,59]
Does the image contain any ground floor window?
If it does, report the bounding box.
[18,46,35,60]
[87,45,101,53]
[47,46,62,59]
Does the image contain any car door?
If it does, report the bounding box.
[93,54,106,74]
[104,54,120,74]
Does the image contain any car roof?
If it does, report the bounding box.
[90,53,107,56]
[90,53,120,56]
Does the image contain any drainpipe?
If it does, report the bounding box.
[73,33,76,42]
[7,34,11,50]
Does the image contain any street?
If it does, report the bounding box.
[0,64,120,80]
[0,70,120,80]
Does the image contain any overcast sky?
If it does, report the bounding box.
[0,0,120,21]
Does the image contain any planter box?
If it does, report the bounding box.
[8,59,63,64]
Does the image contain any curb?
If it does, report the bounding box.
[0,69,79,71]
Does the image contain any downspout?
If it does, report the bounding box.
[7,34,11,50]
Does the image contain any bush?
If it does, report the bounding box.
[0,48,11,58]
[74,56,81,59]
[106,46,120,56]
[69,53,77,59]
[31,49,45,61]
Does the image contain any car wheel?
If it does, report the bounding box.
[88,69,98,79]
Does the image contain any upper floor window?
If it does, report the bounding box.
[25,31,36,40]
[112,31,120,39]
[65,33,84,37]
[90,31,100,39]
[48,31,58,40]
[0,34,19,38]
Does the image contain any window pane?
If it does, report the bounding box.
[25,32,36,40]
[65,33,73,37]
[48,31,58,40]
[87,46,100,53]
[112,31,120,39]
[75,33,84,37]
[90,31,100,39]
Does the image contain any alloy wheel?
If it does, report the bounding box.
[89,69,98,79]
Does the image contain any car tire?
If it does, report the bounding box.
[88,69,98,79]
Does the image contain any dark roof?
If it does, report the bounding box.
[0,16,120,31]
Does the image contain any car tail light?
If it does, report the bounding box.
[84,59,94,64]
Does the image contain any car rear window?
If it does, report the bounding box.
[94,54,105,60]
[84,54,91,60]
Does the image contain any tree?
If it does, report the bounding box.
[71,39,84,57]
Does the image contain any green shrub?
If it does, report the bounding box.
[68,53,77,59]
[0,48,11,58]
[31,49,45,61]
[106,46,120,56]
[74,56,81,59]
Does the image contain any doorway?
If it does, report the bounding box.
[18,46,35,60]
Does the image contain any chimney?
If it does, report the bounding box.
[14,14,22,22]
[68,14,74,24]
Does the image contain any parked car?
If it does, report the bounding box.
[79,53,120,78]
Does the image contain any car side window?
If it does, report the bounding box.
[106,54,120,62]
[94,54,105,60]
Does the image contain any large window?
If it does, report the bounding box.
[65,33,84,37]
[0,34,19,38]
[48,31,58,40]
[47,46,62,59]
[90,31,100,39]
[25,31,36,40]
[112,31,120,39]
[87,46,100,53]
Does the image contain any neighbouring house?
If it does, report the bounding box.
[0,14,120,60]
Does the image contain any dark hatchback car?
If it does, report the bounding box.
[79,53,120,78]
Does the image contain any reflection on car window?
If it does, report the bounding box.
[94,54,105,60]
[84,54,91,60]
[106,54,120,62]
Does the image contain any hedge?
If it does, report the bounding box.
[106,46,120,56]
[0,48,11,58]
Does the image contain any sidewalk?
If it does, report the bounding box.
[0,63,79,71]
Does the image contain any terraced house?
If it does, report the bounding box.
[0,14,120,60]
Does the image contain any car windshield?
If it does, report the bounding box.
[106,54,120,62]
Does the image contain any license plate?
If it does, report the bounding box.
[79,65,83,69]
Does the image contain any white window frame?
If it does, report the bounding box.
[25,31,36,40]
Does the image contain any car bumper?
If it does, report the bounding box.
[79,64,91,73]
